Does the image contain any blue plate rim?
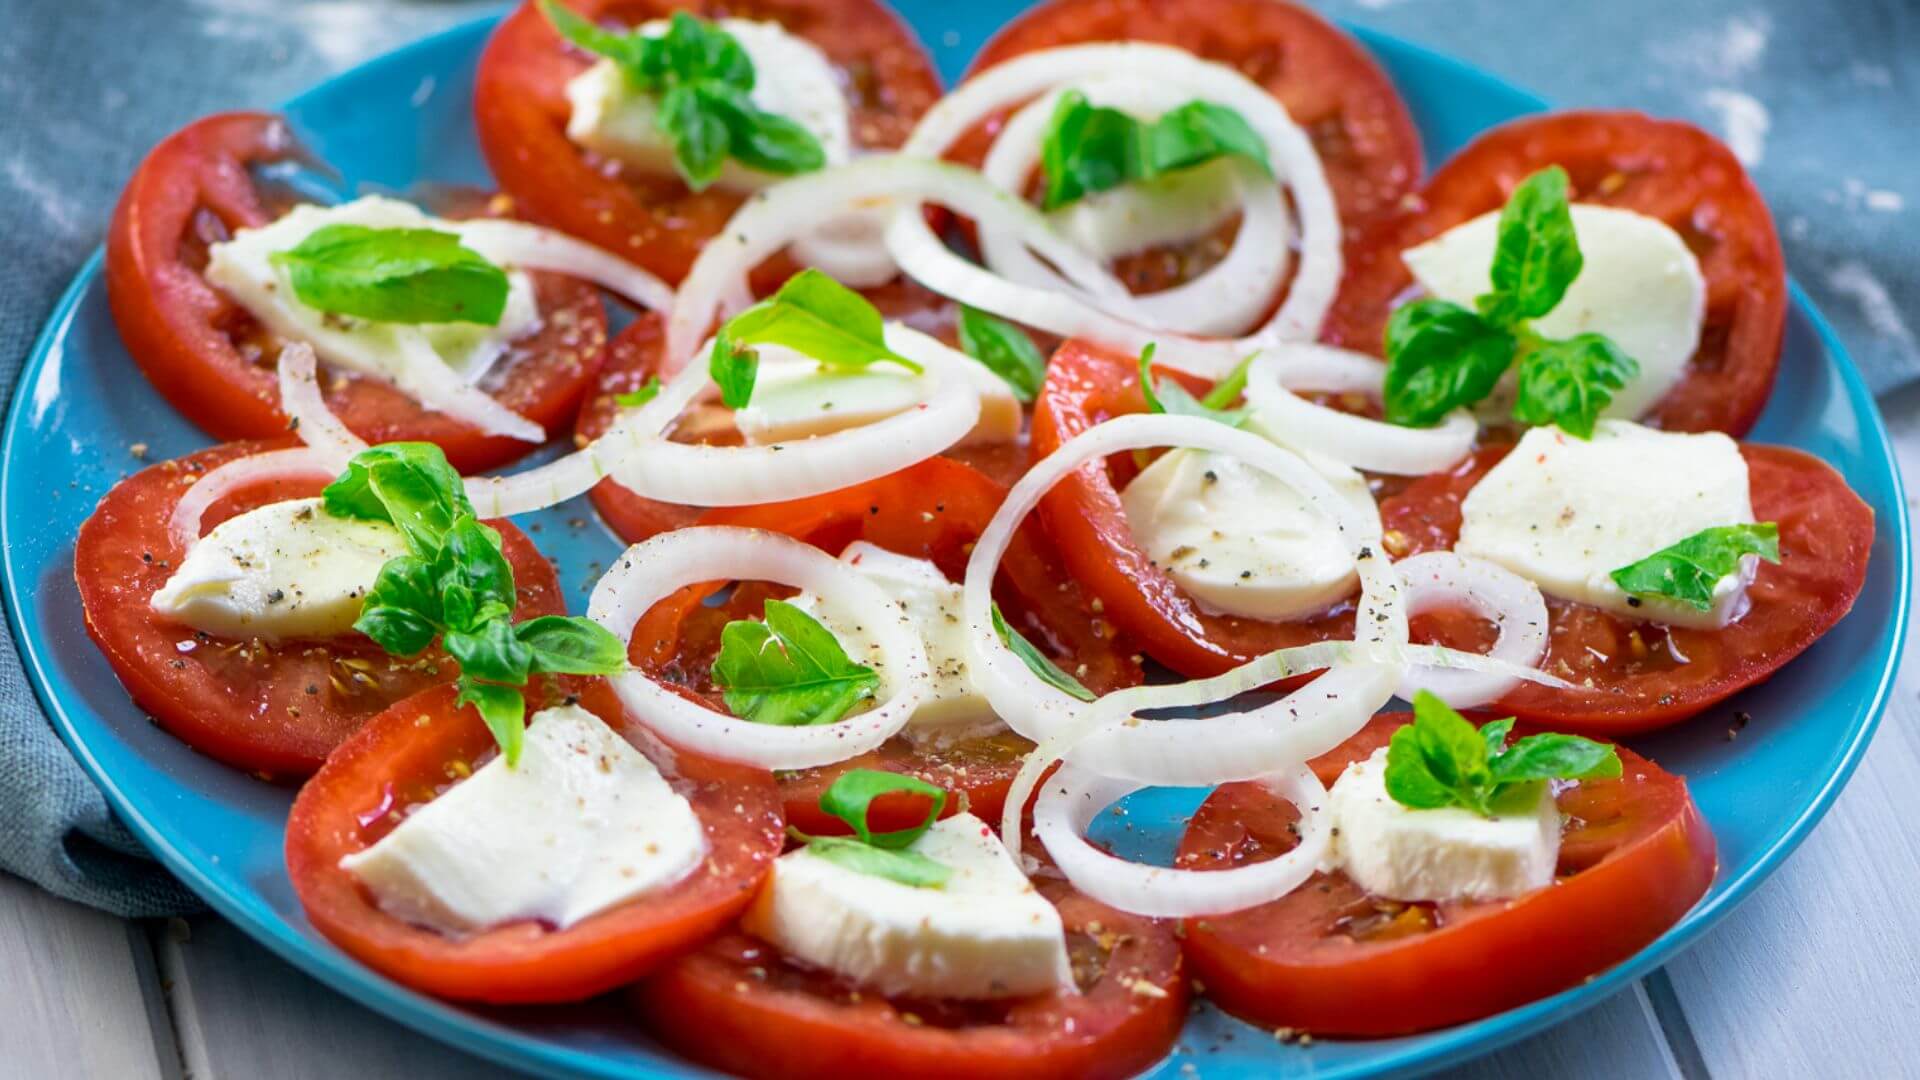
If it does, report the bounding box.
[2,11,1909,1080]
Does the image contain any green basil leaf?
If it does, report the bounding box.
[516,615,629,675]
[803,835,953,888]
[709,334,759,410]
[817,768,947,849]
[1382,724,1457,810]
[1477,165,1583,326]
[710,269,921,408]
[658,82,731,190]
[1142,100,1272,179]
[432,517,516,632]
[456,677,528,768]
[270,224,508,326]
[539,0,657,84]
[1511,332,1639,438]
[1199,353,1257,411]
[1040,91,1270,210]
[323,443,474,557]
[1408,690,1491,806]
[662,10,752,89]
[956,305,1047,402]
[444,618,533,686]
[353,555,442,655]
[1138,343,1251,427]
[712,599,880,726]
[614,375,663,408]
[698,82,826,176]
[990,602,1095,703]
[1608,523,1781,612]
[1382,298,1515,427]
[1479,716,1516,759]
[1490,733,1622,785]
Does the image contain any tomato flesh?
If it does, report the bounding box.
[1178,712,1717,1036]
[285,681,784,1003]
[74,441,566,777]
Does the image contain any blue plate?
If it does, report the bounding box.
[2,6,1909,1078]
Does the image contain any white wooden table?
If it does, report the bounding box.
[1,385,1912,1078]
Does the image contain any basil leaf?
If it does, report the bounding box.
[956,305,1047,402]
[1040,90,1271,211]
[710,269,922,408]
[701,82,827,176]
[712,599,880,726]
[662,10,752,89]
[1477,165,1583,326]
[1382,298,1515,427]
[456,678,527,768]
[1384,692,1623,817]
[1479,716,1516,759]
[539,0,655,81]
[271,224,508,326]
[353,556,442,655]
[1608,523,1781,611]
[818,768,947,849]
[1143,100,1272,179]
[444,617,533,686]
[804,836,953,889]
[1382,725,1456,810]
[1199,353,1257,411]
[1138,343,1251,427]
[1511,332,1639,438]
[658,83,730,190]
[1490,733,1622,785]
[323,443,474,557]
[516,615,629,675]
[432,517,516,633]
[1409,690,1491,801]
[614,375,663,408]
[991,602,1095,702]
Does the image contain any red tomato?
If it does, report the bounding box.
[1325,111,1786,436]
[474,0,942,286]
[1030,338,1357,677]
[1377,442,1874,734]
[73,441,566,778]
[967,0,1423,235]
[633,869,1187,1080]
[285,681,784,1003]
[1178,712,1717,1036]
[618,455,1143,833]
[105,113,610,473]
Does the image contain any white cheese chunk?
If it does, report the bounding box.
[150,498,408,641]
[204,195,542,394]
[789,542,1002,747]
[743,812,1071,1000]
[733,343,1021,449]
[1048,156,1243,261]
[340,704,707,935]
[1457,420,1757,629]
[1328,747,1559,903]
[1402,204,1706,420]
[563,19,851,192]
[1118,418,1379,621]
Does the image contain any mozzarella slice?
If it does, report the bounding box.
[1402,204,1706,421]
[1047,156,1244,261]
[340,704,707,935]
[150,498,408,641]
[1457,420,1757,629]
[563,19,851,192]
[733,343,1021,449]
[1327,747,1559,903]
[1119,416,1379,621]
[204,195,544,441]
[789,542,1002,747]
[742,812,1071,1000]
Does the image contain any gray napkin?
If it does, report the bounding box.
[0,0,1913,915]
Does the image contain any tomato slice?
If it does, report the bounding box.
[105,113,609,473]
[474,0,942,286]
[1178,711,1716,1036]
[1031,338,1358,677]
[966,0,1423,235]
[285,681,783,1003]
[1325,111,1786,436]
[73,441,566,777]
[1378,442,1873,734]
[615,455,1143,833]
[633,868,1186,1080]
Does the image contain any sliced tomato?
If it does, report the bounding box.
[633,867,1186,1080]
[74,441,566,778]
[474,0,942,286]
[1178,711,1716,1036]
[285,681,783,1003]
[966,0,1423,235]
[613,455,1143,833]
[1325,111,1786,436]
[1379,442,1873,734]
[1031,338,1357,677]
[105,113,609,473]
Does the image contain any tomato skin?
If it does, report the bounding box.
[1030,338,1356,677]
[967,0,1423,235]
[1379,442,1874,734]
[105,112,610,473]
[1326,111,1786,437]
[1179,712,1717,1036]
[474,0,942,286]
[285,681,784,1003]
[73,441,566,777]
[633,876,1186,1080]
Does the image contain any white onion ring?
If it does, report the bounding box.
[387,330,545,444]
[1246,344,1478,476]
[1394,551,1551,708]
[456,219,676,313]
[586,526,930,770]
[786,203,900,289]
[277,342,367,469]
[167,447,342,553]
